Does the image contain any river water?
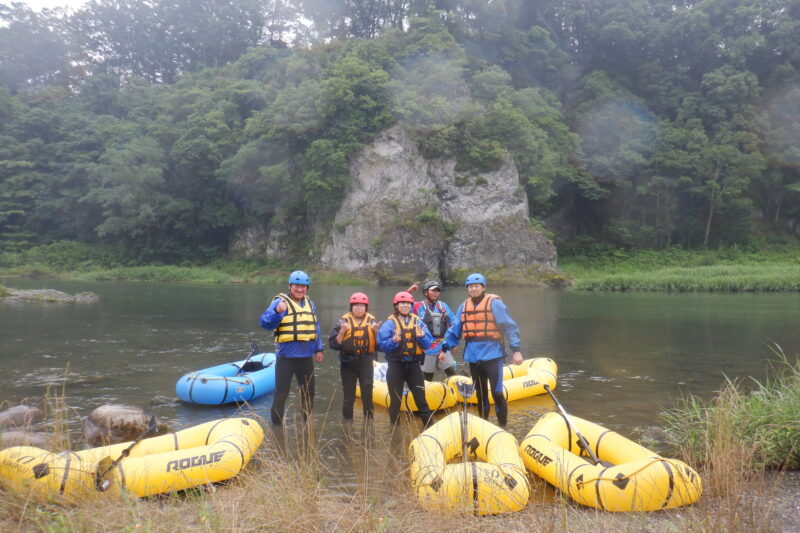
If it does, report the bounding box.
[1,279,799,491]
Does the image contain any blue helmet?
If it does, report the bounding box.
[464,272,486,286]
[287,270,311,286]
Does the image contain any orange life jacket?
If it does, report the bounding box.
[461,294,502,341]
[339,312,377,356]
[387,313,425,359]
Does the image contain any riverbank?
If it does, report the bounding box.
[559,244,800,291]
[2,354,799,532]
[1,421,798,533]
[3,241,800,291]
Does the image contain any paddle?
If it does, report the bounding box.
[456,380,475,462]
[94,415,158,491]
[542,384,605,467]
[235,342,259,376]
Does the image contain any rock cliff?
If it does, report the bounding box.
[320,124,557,283]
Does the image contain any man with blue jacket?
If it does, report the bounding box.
[442,273,523,427]
[260,270,324,425]
[407,279,458,382]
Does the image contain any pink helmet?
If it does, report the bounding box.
[349,292,369,305]
[393,291,415,305]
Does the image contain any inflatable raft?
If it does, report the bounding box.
[0,417,264,501]
[176,352,276,405]
[519,412,702,512]
[409,412,529,515]
[356,362,457,412]
[447,357,557,404]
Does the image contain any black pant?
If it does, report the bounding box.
[340,356,374,419]
[271,356,315,425]
[386,360,432,426]
[469,358,508,427]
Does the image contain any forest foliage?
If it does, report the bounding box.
[0,0,798,263]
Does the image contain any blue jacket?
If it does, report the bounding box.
[442,295,521,363]
[378,314,434,362]
[413,299,456,356]
[260,295,324,357]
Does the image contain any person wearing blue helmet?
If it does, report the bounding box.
[260,270,324,425]
[442,272,523,427]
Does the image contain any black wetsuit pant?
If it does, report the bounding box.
[271,356,315,425]
[386,360,432,426]
[340,356,374,419]
[469,357,508,427]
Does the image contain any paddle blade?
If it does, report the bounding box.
[456,381,475,400]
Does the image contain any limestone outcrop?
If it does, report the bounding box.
[320,124,557,283]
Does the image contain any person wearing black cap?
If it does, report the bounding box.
[407,280,458,382]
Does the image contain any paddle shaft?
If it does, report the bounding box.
[458,381,475,462]
[543,384,602,466]
[234,342,259,376]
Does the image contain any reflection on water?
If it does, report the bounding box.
[2,278,799,491]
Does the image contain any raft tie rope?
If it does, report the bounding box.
[573,458,677,485]
[184,376,252,384]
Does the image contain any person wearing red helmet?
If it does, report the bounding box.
[377,291,435,426]
[328,292,382,420]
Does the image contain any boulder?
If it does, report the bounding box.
[83,404,169,446]
[0,430,50,448]
[0,405,43,429]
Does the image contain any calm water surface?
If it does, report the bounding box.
[2,279,799,491]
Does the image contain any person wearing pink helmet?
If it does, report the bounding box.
[377,291,435,426]
[328,292,381,420]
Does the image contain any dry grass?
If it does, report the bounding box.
[0,400,795,532]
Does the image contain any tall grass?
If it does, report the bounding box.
[2,385,797,532]
[560,244,800,292]
[571,264,800,292]
[663,346,800,471]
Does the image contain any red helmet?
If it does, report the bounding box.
[393,291,415,305]
[349,292,369,305]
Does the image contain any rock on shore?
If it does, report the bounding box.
[84,404,169,446]
[1,288,99,304]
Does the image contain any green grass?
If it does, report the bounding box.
[663,345,800,470]
[560,244,800,291]
[76,266,235,283]
[570,264,800,291]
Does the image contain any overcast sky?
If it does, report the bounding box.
[21,0,87,11]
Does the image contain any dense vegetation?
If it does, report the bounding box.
[1,0,798,264]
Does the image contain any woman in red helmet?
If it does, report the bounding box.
[328,292,381,420]
[377,291,435,426]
